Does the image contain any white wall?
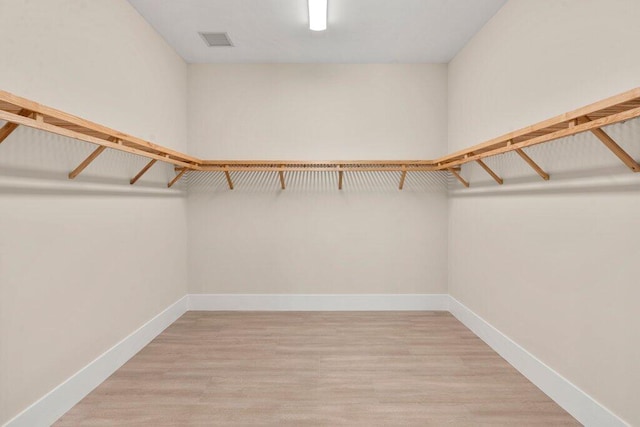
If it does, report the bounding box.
[188,64,449,294]
[447,0,640,424]
[0,1,188,424]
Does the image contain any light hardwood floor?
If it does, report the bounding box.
[56,312,578,426]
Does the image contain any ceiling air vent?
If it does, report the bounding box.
[199,32,233,47]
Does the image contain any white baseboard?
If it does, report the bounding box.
[449,297,627,427]
[4,296,189,427]
[188,293,450,311]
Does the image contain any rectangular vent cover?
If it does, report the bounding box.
[199,32,233,47]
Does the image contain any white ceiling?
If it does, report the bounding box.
[128,0,506,63]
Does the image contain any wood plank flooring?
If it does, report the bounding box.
[56,312,578,426]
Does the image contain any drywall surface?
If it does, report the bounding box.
[188,64,448,294]
[447,0,640,424]
[0,0,188,424]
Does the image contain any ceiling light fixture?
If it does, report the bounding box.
[308,0,328,31]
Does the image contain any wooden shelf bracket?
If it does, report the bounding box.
[476,159,503,185]
[515,148,550,180]
[168,168,187,188]
[68,145,108,179]
[223,167,234,190]
[580,116,640,172]
[0,109,31,144]
[130,159,157,185]
[278,166,286,190]
[399,167,407,190]
[449,168,470,188]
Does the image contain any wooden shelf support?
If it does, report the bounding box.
[515,148,549,180]
[338,167,344,190]
[399,167,407,190]
[580,116,640,172]
[476,159,503,185]
[278,166,286,190]
[449,168,470,188]
[168,168,188,188]
[0,109,31,144]
[130,159,157,185]
[68,145,107,179]
[0,121,20,144]
[223,168,234,190]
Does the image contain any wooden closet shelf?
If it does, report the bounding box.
[1,87,639,189]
